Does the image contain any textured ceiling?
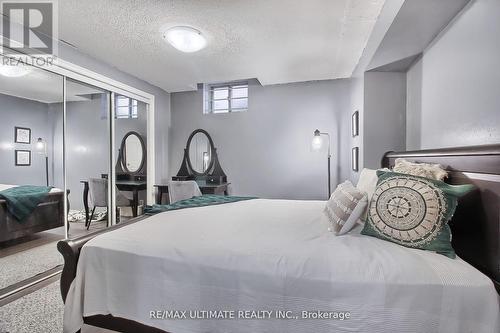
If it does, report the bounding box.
[57,0,385,92]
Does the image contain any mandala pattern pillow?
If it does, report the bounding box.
[361,171,474,258]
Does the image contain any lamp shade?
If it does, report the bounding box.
[36,138,45,151]
[311,129,324,152]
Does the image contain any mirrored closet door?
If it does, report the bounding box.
[0,56,153,300]
[65,78,112,238]
[0,55,65,289]
[114,95,148,222]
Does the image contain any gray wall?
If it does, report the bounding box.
[364,72,407,168]
[406,0,500,149]
[0,94,51,186]
[345,76,365,183]
[170,79,351,200]
[51,96,147,210]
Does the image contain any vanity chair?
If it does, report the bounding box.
[155,129,230,204]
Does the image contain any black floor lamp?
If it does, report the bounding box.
[311,129,331,198]
[36,137,49,186]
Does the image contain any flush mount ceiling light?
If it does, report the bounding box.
[163,26,207,53]
[0,63,32,77]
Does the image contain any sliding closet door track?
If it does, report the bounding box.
[0,265,62,306]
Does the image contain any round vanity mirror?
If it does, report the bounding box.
[187,130,213,174]
[121,131,145,173]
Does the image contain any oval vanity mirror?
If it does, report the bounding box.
[120,131,145,173]
[187,130,213,174]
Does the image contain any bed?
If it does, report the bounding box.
[0,185,65,243]
[58,145,500,333]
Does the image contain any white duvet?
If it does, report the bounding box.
[64,199,499,333]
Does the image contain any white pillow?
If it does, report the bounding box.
[356,168,390,221]
[356,168,378,203]
[324,181,367,235]
[393,158,448,181]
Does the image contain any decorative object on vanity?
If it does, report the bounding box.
[311,129,332,197]
[36,138,49,186]
[174,129,227,184]
[116,131,146,175]
[14,126,31,144]
[351,147,359,172]
[351,111,359,137]
[393,158,448,181]
[361,170,474,258]
[324,181,367,235]
[15,149,31,166]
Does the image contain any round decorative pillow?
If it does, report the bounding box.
[361,171,474,258]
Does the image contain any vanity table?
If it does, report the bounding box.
[81,131,147,224]
[156,129,229,204]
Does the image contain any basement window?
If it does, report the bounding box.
[204,82,248,114]
[115,95,138,119]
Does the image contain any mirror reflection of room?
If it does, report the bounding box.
[64,78,112,236]
[189,131,211,173]
[114,95,148,221]
[0,57,65,290]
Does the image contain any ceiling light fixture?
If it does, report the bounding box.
[0,63,32,77]
[163,26,207,53]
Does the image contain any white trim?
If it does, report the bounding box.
[62,76,68,239]
[109,92,116,226]
[147,100,155,205]
[53,58,155,103]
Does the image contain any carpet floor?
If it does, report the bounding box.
[0,281,63,333]
[0,241,62,290]
[0,280,116,333]
[0,219,107,290]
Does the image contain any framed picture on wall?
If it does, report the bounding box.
[351,111,359,137]
[15,150,31,166]
[352,147,359,172]
[15,126,31,144]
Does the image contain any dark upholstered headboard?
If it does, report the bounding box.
[382,144,500,293]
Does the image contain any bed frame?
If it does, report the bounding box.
[58,144,500,333]
[0,190,65,243]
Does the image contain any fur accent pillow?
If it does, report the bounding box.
[324,181,367,235]
[393,158,448,181]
